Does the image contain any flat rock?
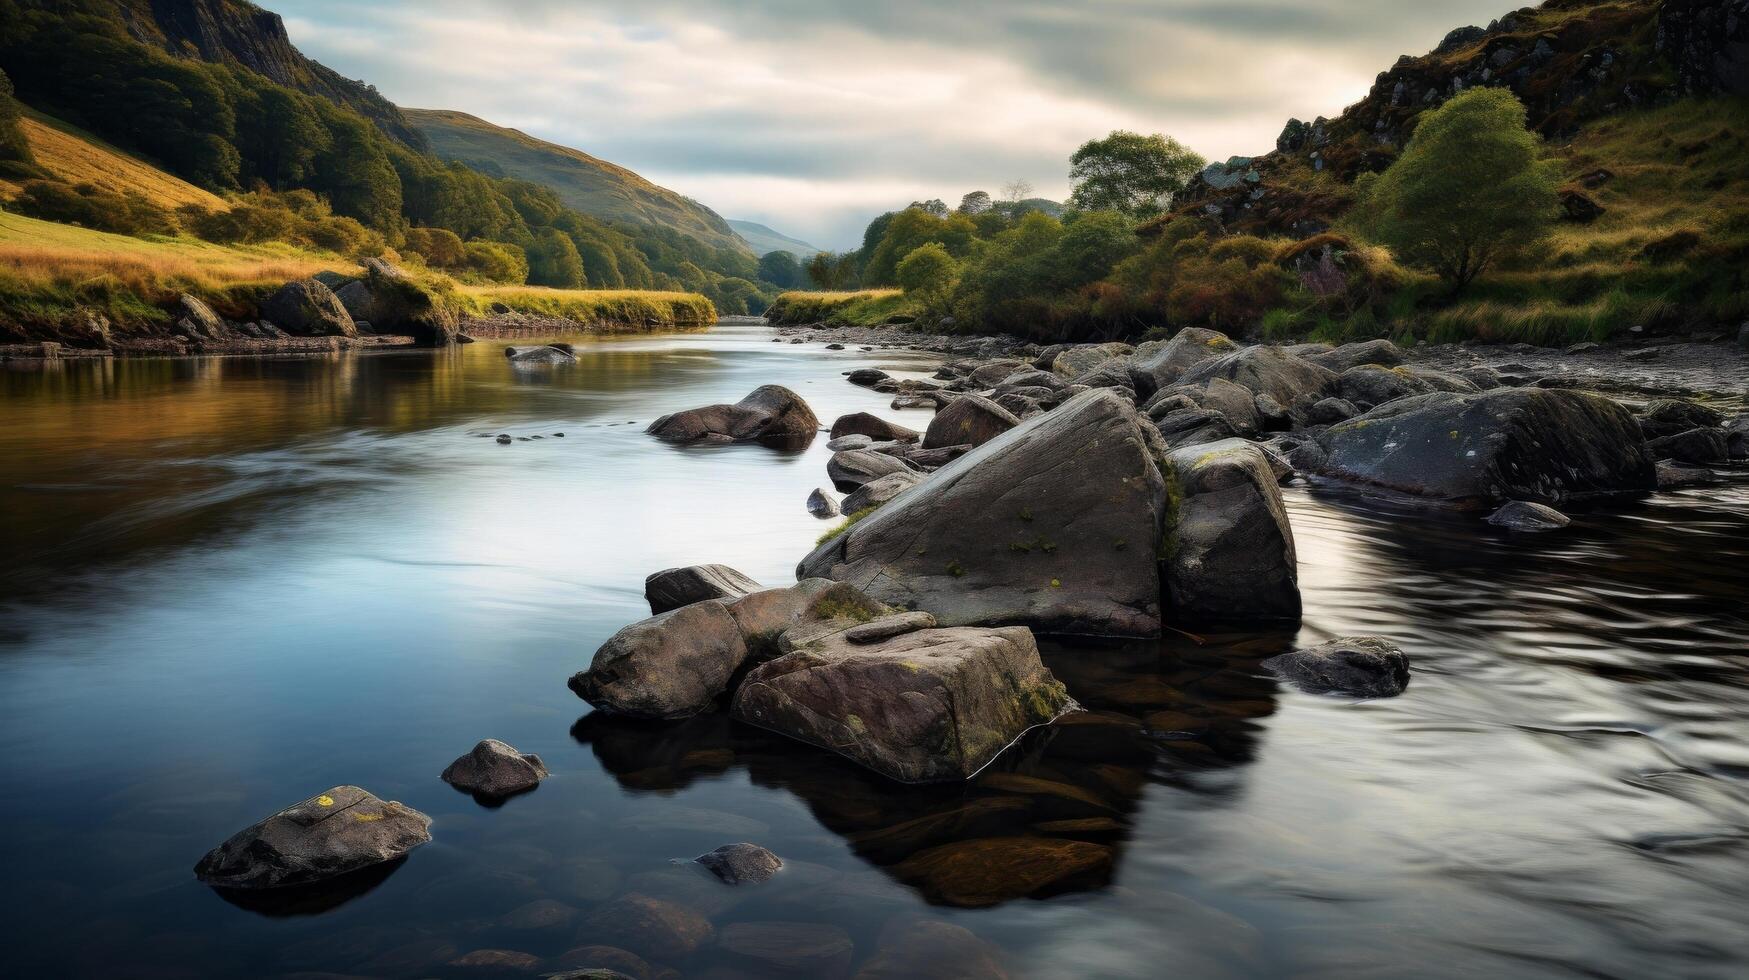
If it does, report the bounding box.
[695,843,783,885]
[1163,439,1300,624]
[840,469,924,514]
[826,434,874,451]
[647,385,818,445]
[569,600,750,719]
[1486,500,1571,530]
[442,739,550,797]
[827,449,913,492]
[645,564,761,614]
[193,786,431,889]
[845,611,939,644]
[1264,635,1409,697]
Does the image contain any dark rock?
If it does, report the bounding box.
[807,488,840,519]
[1457,366,1504,390]
[357,258,459,347]
[449,949,543,972]
[177,294,227,339]
[732,626,1070,782]
[442,739,549,797]
[1647,427,1729,464]
[1559,188,1605,222]
[1254,392,1292,429]
[500,898,578,931]
[569,600,750,719]
[845,611,938,644]
[717,921,854,977]
[1050,343,1130,379]
[645,564,762,614]
[890,836,1112,908]
[1163,439,1300,624]
[694,843,782,885]
[905,444,972,469]
[505,345,576,364]
[799,390,1168,636]
[923,394,1021,449]
[846,368,890,387]
[648,385,819,446]
[1638,398,1725,439]
[549,945,649,980]
[1338,363,1477,410]
[968,359,1031,387]
[1180,344,1338,406]
[1656,0,1749,96]
[193,786,431,889]
[828,449,914,493]
[827,434,873,451]
[1069,356,1139,396]
[854,919,1007,980]
[840,469,924,514]
[1726,415,1749,459]
[1306,338,1404,373]
[1657,461,1720,489]
[1318,389,1656,508]
[1264,636,1410,698]
[1486,500,1571,530]
[1129,328,1239,397]
[576,893,713,960]
[1308,396,1360,425]
[495,434,513,445]
[261,279,357,337]
[1154,407,1240,448]
[829,412,919,443]
[1263,433,1329,474]
[730,580,893,657]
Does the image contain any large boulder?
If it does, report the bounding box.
[193,786,431,889]
[645,564,761,614]
[441,739,550,797]
[1306,338,1405,373]
[1337,364,1478,410]
[1647,427,1729,464]
[827,449,914,492]
[830,412,919,443]
[177,294,227,339]
[841,469,925,514]
[694,843,782,885]
[1162,439,1300,623]
[505,345,577,364]
[732,625,1070,782]
[1154,408,1241,448]
[569,600,750,719]
[1263,636,1410,698]
[799,389,1167,637]
[1179,344,1337,406]
[724,579,892,658]
[1050,343,1130,379]
[648,385,819,446]
[1637,398,1725,439]
[1129,328,1239,397]
[923,394,1021,449]
[359,258,459,346]
[261,279,357,338]
[1317,389,1657,508]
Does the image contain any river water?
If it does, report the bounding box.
[1,322,1746,979]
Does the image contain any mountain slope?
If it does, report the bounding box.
[0,110,228,210]
[727,219,820,258]
[407,108,749,256]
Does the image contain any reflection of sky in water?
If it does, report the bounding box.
[1,324,1746,978]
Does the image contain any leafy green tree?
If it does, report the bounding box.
[897,242,958,311]
[1068,130,1204,218]
[862,207,978,285]
[528,228,586,288]
[464,240,529,284]
[1351,87,1559,291]
[958,190,992,215]
[757,250,803,288]
[0,66,35,166]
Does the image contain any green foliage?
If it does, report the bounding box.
[179,189,385,257]
[860,207,978,285]
[806,250,860,289]
[462,240,529,284]
[527,227,586,288]
[757,250,804,288]
[1068,130,1205,218]
[1350,88,1560,290]
[896,242,958,311]
[402,226,466,268]
[0,65,33,165]
[765,290,909,326]
[8,179,172,236]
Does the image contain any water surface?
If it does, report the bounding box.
[2,323,1746,978]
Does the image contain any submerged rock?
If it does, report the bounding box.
[647,385,819,446]
[1486,500,1571,530]
[733,626,1070,782]
[193,786,432,889]
[645,564,762,614]
[1162,439,1300,624]
[441,739,550,797]
[569,600,750,719]
[694,843,783,885]
[891,835,1113,908]
[505,345,576,364]
[718,921,854,976]
[799,390,1168,636]
[577,893,714,960]
[1263,636,1410,698]
[854,919,1008,980]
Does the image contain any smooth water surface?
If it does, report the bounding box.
[2,323,1746,979]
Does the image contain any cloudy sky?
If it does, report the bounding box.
[275,0,1515,248]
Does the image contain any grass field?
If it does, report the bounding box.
[765,289,911,326]
[455,284,716,327]
[1,113,229,211]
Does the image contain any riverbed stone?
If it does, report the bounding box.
[808,488,840,518]
[1179,344,1338,406]
[846,368,889,387]
[1637,398,1725,439]
[845,611,939,644]
[647,385,819,445]
[1263,635,1410,697]
[828,449,914,492]
[569,600,750,719]
[505,345,576,364]
[1129,328,1240,397]
[840,469,924,514]
[1486,500,1571,530]
[854,919,1008,980]
[891,836,1113,908]
[923,394,1021,449]
[733,626,1070,783]
[442,739,550,797]
[576,893,713,960]
[645,564,762,613]
[193,786,432,889]
[1050,343,1129,379]
[694,843,783,885]
[1317,388,1656,508]
[1647,427,1729,464]
[830,412,919,443]
[718,921,854,976]
[1163,439,1300,623]
[827,434,874,451]
[799,389,1168,636]
[1307,338,1405,373]
[261,279,357,338]
[1154,407,1241,448]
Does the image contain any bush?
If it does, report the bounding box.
[9,180,174,236]
[180,191,385,256]
[462,240,529,284]
[403,226,467,268]
[896,242,958,312]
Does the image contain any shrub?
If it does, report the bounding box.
[462,240,529,284]
[403,226,467,268]
[9,180,174,236]
[896,242,958,312]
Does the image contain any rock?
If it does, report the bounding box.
[1486,500,1571,530]
[1254,392,1291,429]
[1129,328,1239,397]
[576,893,713,961]
[846,368,890,387]
[1317,389,1656,508]
[1263,636,1410,698]
[827,434,874,452]
[1725,415,1749,459]
[993,368,1070,393]
[1308,396,1360,425]
[441,740,550,797]
[807,488,841,519]
[360,258,459,346]
[192,786,432,889]
[718,921,854,976]
[1262,433,1328,474]
[501,898,579,930]
[645,564,762,614]
[1559,188,1605,222]
[1306,338,1404,373]
[1050,343,1130,379]
[1657,461,1719,489]
[545,971,637,980]
[827,449,914,492]
[840,469,924,514]
[729,580,893,657]
[1154,407,1240,448]
[1069,356,1139,396]
[1637,398,1725,439]
[333,279,378,323]
[734,625,1068,782]
[1162,439,1300,623]
[799,390,1168,636]
[1647,427,1729,464]
[505,345,576,364]
[1337,364,1477,410]
[261,279,357,338]
[449,949,544,972]
[495,434,513,445]
[1656,0,1749,97]
[854,919,1007,980]
[905,444,972,469]
[891,836,1113,907]
[968,359,1030,387]
[568,600,750,719]
[177,294,226,339]
[648,385,819,446]
[923,395,1021,449]
[845,611,938,644]
[1457,366,1504,390]
[1180,344,1337,406]
[829,412,919,443]
[550,945,650,979]
[694,843,782,885]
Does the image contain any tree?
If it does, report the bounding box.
[1001,179,1033,203]
[1067,130,1204,218]
[896,242,958,312]
[909,198,949,218]
[0,67,36,166]
[757,250,803,288]
[1353,88,1559,291]
[958,190,993,215]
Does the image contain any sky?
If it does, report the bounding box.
[274,0,1518,249]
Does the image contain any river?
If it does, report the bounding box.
[2,322,1746,978]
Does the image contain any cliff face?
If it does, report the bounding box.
[115,0,427,149]
[1171,0,1738,238]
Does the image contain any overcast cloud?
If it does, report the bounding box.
[273,0,1516,248]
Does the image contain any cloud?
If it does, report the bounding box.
[274,0,1518,247]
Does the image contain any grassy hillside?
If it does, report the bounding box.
[0,112,228,210]
[765,289,907,326]
[408,108,749,256]
[727,219,820,258]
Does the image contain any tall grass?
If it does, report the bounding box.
[455,284,715,327]
[765,289,910,326]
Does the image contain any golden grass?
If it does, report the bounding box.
[1,114,229,211]
[455,283,716,326]
[765,289,911,326]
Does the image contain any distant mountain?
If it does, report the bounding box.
[406,108,750,256]
[727,219,820,258]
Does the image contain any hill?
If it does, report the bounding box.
[727,219,820,258]
[407,108,749,256]
[0,111,228,211]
